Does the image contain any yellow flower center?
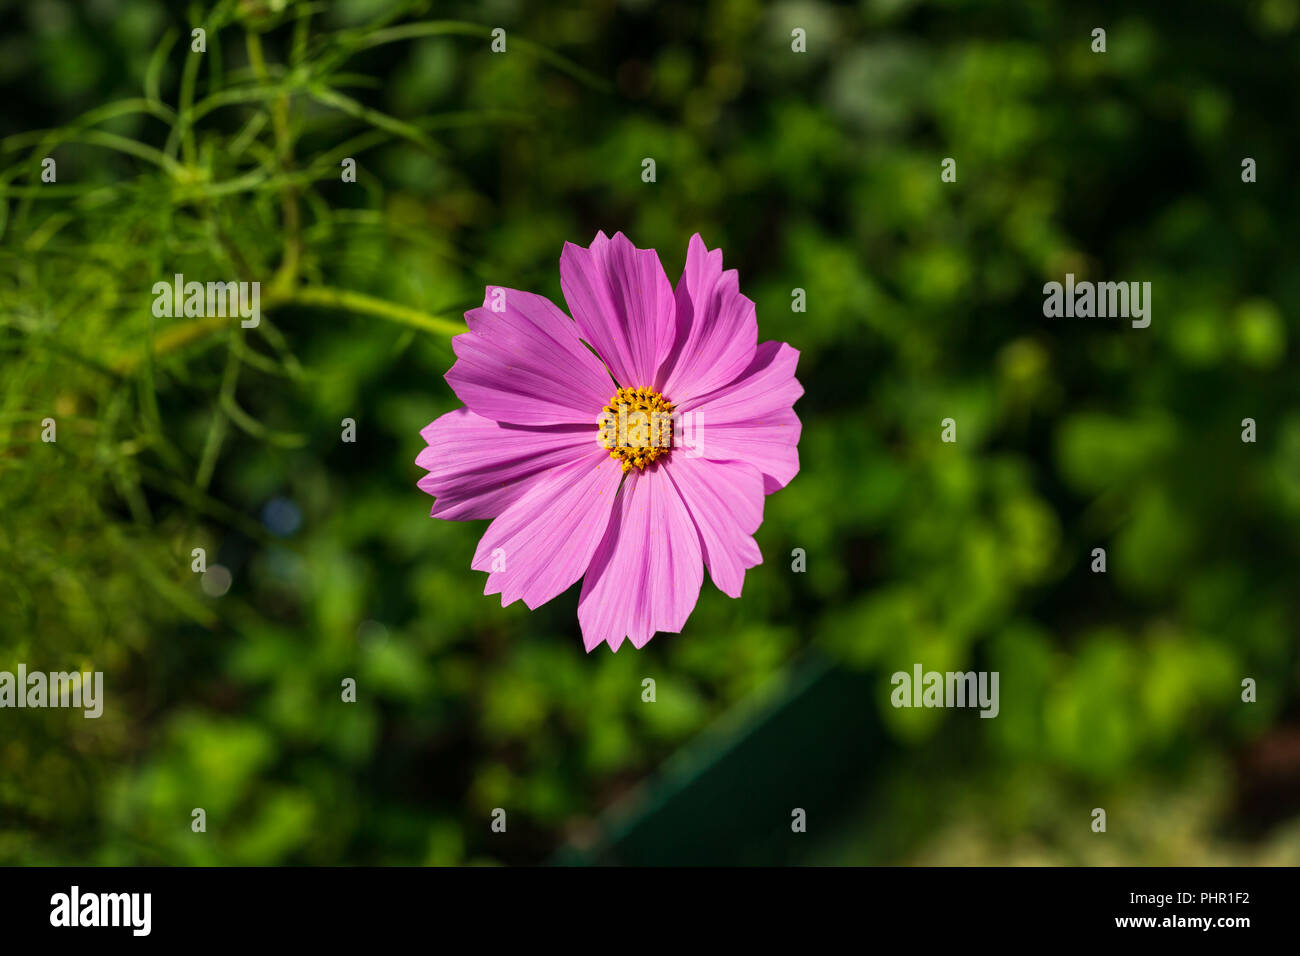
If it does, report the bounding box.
[598,386,675,472]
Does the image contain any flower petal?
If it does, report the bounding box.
[656,234,757,404]
[663,456,764,598]
[684,341,803,493]
[445,287,613,426]
[416,408,596,521]
[577,466,704,652]
[560,231,675,388]
[700,409,802,494]
[471,446,621,609]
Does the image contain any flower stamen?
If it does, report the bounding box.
[598,386,675,472]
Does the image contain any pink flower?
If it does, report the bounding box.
[416,232,802,651]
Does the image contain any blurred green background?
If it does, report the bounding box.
[2,0,1299,865]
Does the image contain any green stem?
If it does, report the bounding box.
[279,286,465,336]
[247,30,301,298]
